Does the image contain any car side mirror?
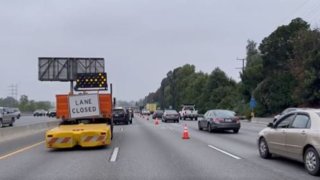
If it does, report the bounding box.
[267,122,274,128]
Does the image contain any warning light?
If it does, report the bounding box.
[75,73,108,91]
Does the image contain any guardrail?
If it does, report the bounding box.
[0,120,60,142]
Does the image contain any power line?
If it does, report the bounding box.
[8,84,18,100]
[236,58,246,74]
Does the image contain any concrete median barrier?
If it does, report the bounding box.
[0,120,61,142]
[251,117,273,125]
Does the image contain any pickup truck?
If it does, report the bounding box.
[179,105,198,120]
[0,107,16,127]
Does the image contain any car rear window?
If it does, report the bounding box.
[213,110,235,118]
[113,109,124,113]
[165,110,177,114]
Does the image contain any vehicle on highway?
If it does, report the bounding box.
[141,109,151,116]
[273,107,299,122]
[127,108,134,118]
[162,109,179,123]
[198,109,240,133]
[179,104,198,120]
[47,109,56,118]
[113,107,132,125]
[46,74,114,149]
[33,109,47,117]
[258,109,320,176]
[8,108,21,119]
[0,107,16,127]
[152,110,164,119]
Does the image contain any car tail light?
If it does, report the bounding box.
[235,117,240,123]
[211,118,223,123]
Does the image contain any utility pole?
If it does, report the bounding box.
[8,84,18,100]
[236,58,246,73]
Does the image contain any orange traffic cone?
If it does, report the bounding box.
[182,124,190,139]
[155,118,159,125]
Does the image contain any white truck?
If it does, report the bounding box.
[179,104,198,120]
[0,107,16,127]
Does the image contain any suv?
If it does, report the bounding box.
[0,107,16,127]
[179,104,198,120]
[47,109,56,118]
[8,108,21,119]
[113,107,132,125]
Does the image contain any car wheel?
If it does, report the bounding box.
[195,117,198,121]
[304,147,320,176]
[259,138,272,159]
[207,123,213,133]
[233,129,239,133]
[176,120,179,123]
[183,117,186,120]
[198,122,203,131]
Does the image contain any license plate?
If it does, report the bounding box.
[225,119,232,122]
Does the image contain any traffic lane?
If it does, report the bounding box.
[1,116,277,180]
[160,119,318,180]
[14,115,58,127]
[119,116,284,180]
[0,131,45,157]
[0,126,124,180]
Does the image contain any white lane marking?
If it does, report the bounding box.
[120,128,124,132]
[110,147,119,162]
[208,145,242,160]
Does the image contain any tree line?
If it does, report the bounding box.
[142,18,320,117]
[0,95,53,112]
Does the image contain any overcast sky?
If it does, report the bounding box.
[1,0,320,102]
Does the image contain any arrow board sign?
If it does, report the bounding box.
[69,94,101,119]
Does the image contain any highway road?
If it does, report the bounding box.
[13,115,58,127]
[0,115,318,180]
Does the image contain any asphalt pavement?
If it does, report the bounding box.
[13,115,58,127]
[0,115,318,180]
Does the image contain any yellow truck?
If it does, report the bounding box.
[44,73,114,149]
[146,103,157,114]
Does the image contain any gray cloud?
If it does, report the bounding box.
[0,0,319,101]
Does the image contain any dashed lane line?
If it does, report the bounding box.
[110,147,119,162]
[208,145,242,160]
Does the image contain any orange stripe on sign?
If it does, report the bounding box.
[84,136,93,142]
[48,138,58,145]
[61,137,71,143]
[97,136,105,142]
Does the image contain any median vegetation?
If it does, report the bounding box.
[142,18,320,117]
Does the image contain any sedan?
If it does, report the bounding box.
[198,109,240,133]
[258,109,320,176]
[152,110,164,119]
[162,110,179,123]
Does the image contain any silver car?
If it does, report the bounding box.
[0,107,16,127]
[258,109,320,176]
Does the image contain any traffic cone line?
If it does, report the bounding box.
[182,124,190,140]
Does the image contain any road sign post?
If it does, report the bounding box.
[249,97,257,120]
